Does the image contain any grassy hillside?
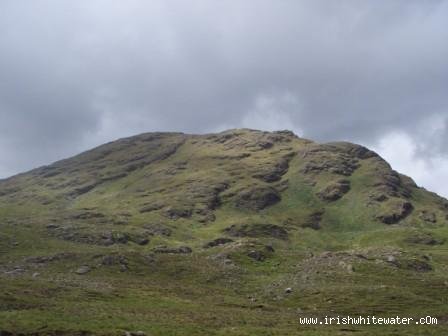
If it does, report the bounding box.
[1,129,448,335]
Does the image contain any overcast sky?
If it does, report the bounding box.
[0,0,447,197]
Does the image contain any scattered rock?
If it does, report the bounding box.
[285,287,292,294]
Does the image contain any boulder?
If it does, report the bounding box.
[75,265,91,275]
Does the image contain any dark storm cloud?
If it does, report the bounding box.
[1,0,448,195]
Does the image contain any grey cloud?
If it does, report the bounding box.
[0,0,448,195]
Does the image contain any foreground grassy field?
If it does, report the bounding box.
[1,129,448,335]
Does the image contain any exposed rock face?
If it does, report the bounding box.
[51,228,152,247]
[247,250,266,261]
[252,156,292,183]
[376,200,414,224]
[162,207,192,220]
[139,203,164,213]
[317,179,350,201]
[323,142,379,159]
[153,246,192,254]
[235,186,281,210]
[419,210,437,223]
[224,223,288,240]
[246,244,275,261]
[143,223,172,237]
[299,144,360,176]
[301,210,325,230]
[203,238,234,248]
[405,233,444,245]
[2,129,448,334]
[100,254,129,267]
[388,257,433,272]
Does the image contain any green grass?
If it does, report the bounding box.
[1,129,448,335]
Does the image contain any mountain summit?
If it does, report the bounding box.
[1,129,448,335]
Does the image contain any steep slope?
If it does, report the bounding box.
[1,129,448,335]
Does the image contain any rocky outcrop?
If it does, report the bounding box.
[419,210,437,223]
[224,223,288,240]
[234,186,281,210]
[252,156,292,183]
[405,233,444,245]
[323,142,379,159]
[317,179,350,201]
[376,200,414,224]
[203,238,234,248]
[143,223,172,237]
[301,210,325,230]
[153,246,192,254]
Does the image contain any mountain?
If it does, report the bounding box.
[1,129,448,335]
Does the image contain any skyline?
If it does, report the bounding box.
[1,0,447,197]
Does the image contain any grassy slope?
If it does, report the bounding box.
[1,129,448,335]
